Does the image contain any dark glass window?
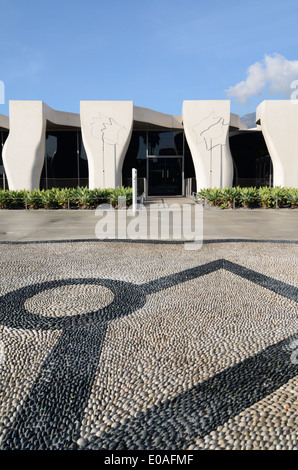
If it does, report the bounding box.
[147,131,183,156]
[122,131,147,184]
[78,132,88,180]
[0,130,9,188]
[0,130,8,169]
[40,130,88,189]
[229,130,273,187]
[183,135,196,193]
[183,135,195,179]
[122,130,196,195]
[148,157,183,196]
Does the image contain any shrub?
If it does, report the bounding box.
[239,187,258,208]
[0,189,10,209]
[270,186,287,208]
[198,188,224,206]
[72,186,96,209]
[6,190,27,209]
[285,187,298,208]
[39,189,59,209]
[90,188,107,207]
[54,188,74,209]
[107,186,133,208]
[257,186,273,208]
[221,186,242,208]
[26,189,43,209]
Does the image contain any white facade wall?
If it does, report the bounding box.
[256,100,298,188]
[3,101,46,190]
[80,101,133,190]
[183,100,234,191]
[2,99,298,192]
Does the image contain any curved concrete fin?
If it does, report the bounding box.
[3,101,46,190]
[182,100,233,191]
[256,100,298,187]
[80,101,133,189]
[2,101,81,190]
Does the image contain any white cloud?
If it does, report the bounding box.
[226,53,298,103]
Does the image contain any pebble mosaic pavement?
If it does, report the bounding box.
[0,239,297,450]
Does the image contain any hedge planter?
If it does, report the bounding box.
[0,186,134,210]
[1,186,297,210]
[198,186,298,209]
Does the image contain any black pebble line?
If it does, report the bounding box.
[141,260,222,295]
[85,332,298,451]
[1,325,107,450]
[0,278,147,330]
[0,259,297,450]
[223,260,298,303]
[142,258,298,303]
[0,238,297,246]
[0,278,146,450]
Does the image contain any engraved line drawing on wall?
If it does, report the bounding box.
[192,111,229,151]
[91,113,126,145]
[90,113,126,187]
[192,112,229,187]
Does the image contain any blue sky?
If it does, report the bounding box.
[1,0,298,118]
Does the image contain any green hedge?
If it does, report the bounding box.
[0,186,133,209]
[198,186,298,209]
[1,185,297,210]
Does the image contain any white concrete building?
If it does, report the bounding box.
[0,99,297,195]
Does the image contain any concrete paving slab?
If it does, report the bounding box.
[0,206,297,242]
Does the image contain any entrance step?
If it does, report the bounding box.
[143,196,196,207]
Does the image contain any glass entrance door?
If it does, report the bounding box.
[148,157,182,196]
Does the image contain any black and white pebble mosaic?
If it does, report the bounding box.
[0,240,297,450]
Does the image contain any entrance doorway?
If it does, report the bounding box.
[148,157,182,196]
